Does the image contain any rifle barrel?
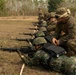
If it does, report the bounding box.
[14,38,32,41]
[15,39,28,41]
[23,33,34,35]
[29,28,39,30]
[0,47,18,51]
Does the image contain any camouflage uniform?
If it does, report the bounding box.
[47,12,56,25]
[46,12,57,34]
[22,52,76,75]
[40,20,47,27]
[21,37,76,75]
[53,7,76,55]
[38,8,44,25]
[22,37,48,66]
[61,56,76,75]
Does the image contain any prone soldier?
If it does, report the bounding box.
[0,37,76,75]
[20,37,76,75]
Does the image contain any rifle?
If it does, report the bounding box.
[0,47,18,52]
[12,38,30,41]
[11,38,34,43]
[19,33,36,39]
[0,39,35,54]
[0,46,36,54]
[19,33,34,36]
[28,28,39,30]
[33,24,42,27]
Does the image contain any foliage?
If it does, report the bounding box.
[0,0,6,16]
[70,7,76,12]
[69,7,76,16]
[48,0,63,12]
[0,0,5,11]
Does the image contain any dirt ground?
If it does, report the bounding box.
[0,16,60,75]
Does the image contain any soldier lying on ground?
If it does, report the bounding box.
[21,37,76,75]
[51,7,76,56]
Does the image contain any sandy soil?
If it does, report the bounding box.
[0,16,60,75]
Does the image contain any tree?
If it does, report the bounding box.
[48,0,63,12]
[0,0,6,16]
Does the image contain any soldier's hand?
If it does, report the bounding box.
[52,38,59,46]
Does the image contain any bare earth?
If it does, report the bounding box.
[0,16,60,75]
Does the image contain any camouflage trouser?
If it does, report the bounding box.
[32,50,69,73]
[67,39,76,54]
[61,56,76,75]
[32,50,76,75]
[22,50,76,75]
[49,55,68,72]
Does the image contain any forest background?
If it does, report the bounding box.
[0,0,76,17]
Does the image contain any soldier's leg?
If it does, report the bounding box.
[66,39,76,56]
[49,55,68,72]
[61,56,76,75]
[49,55,76,75]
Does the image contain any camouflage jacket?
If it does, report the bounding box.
[22,50,50,66]
[22,52,76,75]
[53,16,76,44]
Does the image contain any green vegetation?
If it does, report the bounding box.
[48,0,63,12]
[0,0,76,16]
[0,0,6,16]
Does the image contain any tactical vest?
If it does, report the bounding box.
[43,43,66,58]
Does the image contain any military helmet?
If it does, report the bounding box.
[55,7,71,19]
[35,31,45,37]
[47,25,54,32]
[39,27,47,32]
[33,37,47,45]
[61,56,76,75]
[40,20,47,27]
[49,12,56,18]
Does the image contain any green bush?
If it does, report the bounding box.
[48,0,63,12]
[0,0,6,16]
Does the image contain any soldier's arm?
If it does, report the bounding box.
[21,55,39,66]
[59,23,75,45]
[53,23,61,39]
